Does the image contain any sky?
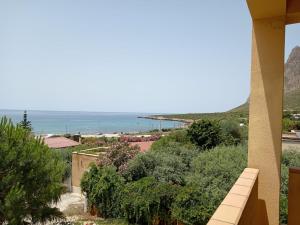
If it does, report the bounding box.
[1,1,300,114]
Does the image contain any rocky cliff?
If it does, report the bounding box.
[285,46,300,93]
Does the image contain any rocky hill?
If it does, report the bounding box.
[232,46,300,112]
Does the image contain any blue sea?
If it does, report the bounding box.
[0,110,183,135]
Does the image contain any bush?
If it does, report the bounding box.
[187,120,222,150]
[81,165,125,218]
[150,130,194,151]
[122,177,179,225]
[220,120,244,145]
[124,152,188,185]
[0,117,65,224]
[283,118,300,132]
[172,145,247,225]
[280,150,300,224]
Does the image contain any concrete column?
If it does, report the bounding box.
[248,17,285,225]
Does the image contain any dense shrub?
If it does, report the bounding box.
[280,150,300,224]
[81,165,125,218]
[220,120,245,145]
[151,142,198,169]
[122,177,179,225]
[124,151,188,185]
[172,145,247,225]
[0,117,65,224]
[283,118,300,132]
[151,130,194,151]
[187,120,222,150]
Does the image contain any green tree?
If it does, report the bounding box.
[18,110,32,132]
[0,117,65,224]
[81,165,125,218]
[187,120,222,150]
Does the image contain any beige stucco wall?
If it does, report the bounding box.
[72,152,98,189]
[247,17,285,225]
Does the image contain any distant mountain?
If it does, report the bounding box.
[285,46,300,93]
[231,46,300,112]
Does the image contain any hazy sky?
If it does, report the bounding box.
[1,1,300,113]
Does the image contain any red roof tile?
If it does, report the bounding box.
[44,137,80,149]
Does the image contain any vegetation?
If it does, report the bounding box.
[280,150,300,224]
[54,148,73,180]
[18,110,32,132]
[99,143,140,173]
[0,117,66,224]
[81,165,125,218]
[154,111,248,122]
[81,119,250,225]
[282,117,300,132]
[187,120,222,150]
[81,118,300,225]
[122,177,179,225]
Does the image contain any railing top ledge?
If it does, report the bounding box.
[207,168,259,225]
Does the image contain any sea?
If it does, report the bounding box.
[0,110,183,135]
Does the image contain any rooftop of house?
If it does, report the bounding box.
[44,136,80,149]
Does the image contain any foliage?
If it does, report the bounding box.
[18,110,32,132]
[187,120,222,150]
[0,117,65,224]
[124,143,197,185]
[154,142,198,166]
[151,130,194,151]
[282,118,300,131]
[219,120,247,145]
[122,177,179,225]
[172,183,220,225]
[280,150,300,224]
[54,148,73,180]
[172,145,247,225]
[123,151,187,185]
[81,165,125,218]
[153,111,249,122]
[99,143,140,173]
[122,153,158,182]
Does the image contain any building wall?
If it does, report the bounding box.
[72,152,98,192]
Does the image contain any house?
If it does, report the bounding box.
[44,136,80,149]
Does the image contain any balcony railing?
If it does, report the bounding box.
[207,168,259,225]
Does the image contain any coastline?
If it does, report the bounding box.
[138,115,193,125]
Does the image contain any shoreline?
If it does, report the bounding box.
[138,115,193,125]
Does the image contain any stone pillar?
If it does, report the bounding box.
[248,17,285,225]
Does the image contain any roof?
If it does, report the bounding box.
[129,141,154,153]
[44,136,80,149]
